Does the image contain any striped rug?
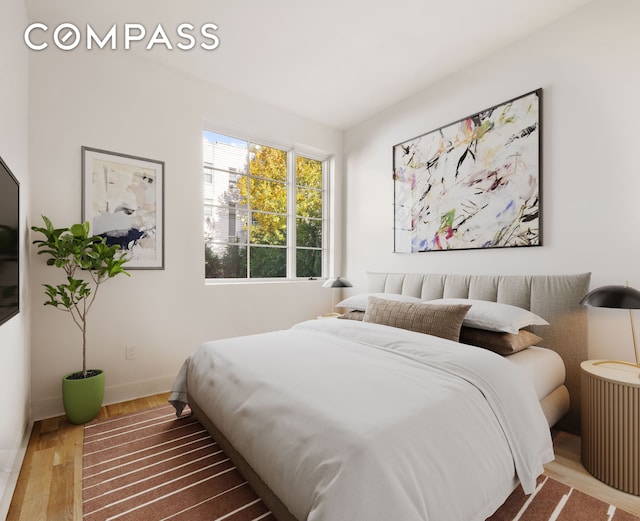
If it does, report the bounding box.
[83,405,275,520]
[83,405,639,521]
[487,474,639,521]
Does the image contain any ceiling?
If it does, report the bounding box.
[25,0,594,129]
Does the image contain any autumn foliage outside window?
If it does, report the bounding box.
[203,131,326,279]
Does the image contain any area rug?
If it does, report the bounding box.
[83,405,639,521]
[83,405,275,521]
[487,474,639,521]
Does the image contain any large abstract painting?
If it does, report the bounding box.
[82,147,164,269]
[393,89,541,252]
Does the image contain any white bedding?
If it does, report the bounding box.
[170,318,554,521]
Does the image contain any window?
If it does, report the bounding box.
[203,130,327,280]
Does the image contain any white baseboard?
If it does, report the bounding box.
[0,420,34,520]
[31,375,175,421]
[103,376,175,408]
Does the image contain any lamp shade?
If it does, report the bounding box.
[322,276,352,288]
[580,285,640,309]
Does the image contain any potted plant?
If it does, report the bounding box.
[31,215,130,424]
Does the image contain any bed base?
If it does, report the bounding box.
[540,385,570,427]
[188,394,298,521]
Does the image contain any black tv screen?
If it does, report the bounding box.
[0,155,19,326]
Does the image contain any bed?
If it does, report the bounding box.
[170,272,591,521]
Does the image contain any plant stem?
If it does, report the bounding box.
[82,308,87,377]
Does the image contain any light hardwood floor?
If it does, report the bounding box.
[7,393,169,521]
[545,430,640,516]
[7,394,640,520]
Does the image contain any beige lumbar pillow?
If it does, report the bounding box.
[363,296,471,341]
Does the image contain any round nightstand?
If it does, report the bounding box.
[580,360,640,496]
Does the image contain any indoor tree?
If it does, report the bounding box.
[31,215,130,378]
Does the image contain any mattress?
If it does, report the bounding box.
[506,346,569,427]
[506,345,565,400]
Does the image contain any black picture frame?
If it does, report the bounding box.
[393,89,542,252]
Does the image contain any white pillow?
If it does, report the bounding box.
[336,292,423,311]
[427,298,549,334]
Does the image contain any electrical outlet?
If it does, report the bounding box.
[125,345,136,360]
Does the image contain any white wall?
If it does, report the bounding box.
[343,0,640,363]
[0,0,31,516]
[29,49,344,419]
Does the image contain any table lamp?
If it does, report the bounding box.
[580,284,640,371]
[322,276,352,317]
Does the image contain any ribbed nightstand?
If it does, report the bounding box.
[580,360,640,495]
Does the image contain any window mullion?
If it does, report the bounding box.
[322,159,329,279]
[287,150,296,279]
[245,148,251,279]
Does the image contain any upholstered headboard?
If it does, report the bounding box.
[367,272,591,433]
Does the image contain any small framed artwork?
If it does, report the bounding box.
[82,146,165,269]
[393,89,542,252]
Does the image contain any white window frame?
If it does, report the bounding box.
[204,129,329,282]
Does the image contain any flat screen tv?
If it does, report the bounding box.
[0,154,19,326]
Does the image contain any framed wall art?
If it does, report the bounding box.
[82,146,165,269]
[393,89,542,253]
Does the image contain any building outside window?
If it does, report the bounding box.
[203,130,327,280]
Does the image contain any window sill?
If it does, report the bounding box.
[204,277,326,286]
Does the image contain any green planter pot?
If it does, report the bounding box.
[62,369,105,424]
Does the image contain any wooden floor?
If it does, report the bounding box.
[7,394,640,520]
[545,430,640,516]
[7,393,169,521]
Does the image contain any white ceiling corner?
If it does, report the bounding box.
[24,0,595,129]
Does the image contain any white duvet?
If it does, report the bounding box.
[170,318,554,521]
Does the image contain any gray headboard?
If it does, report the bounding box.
[367,272,591,433]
